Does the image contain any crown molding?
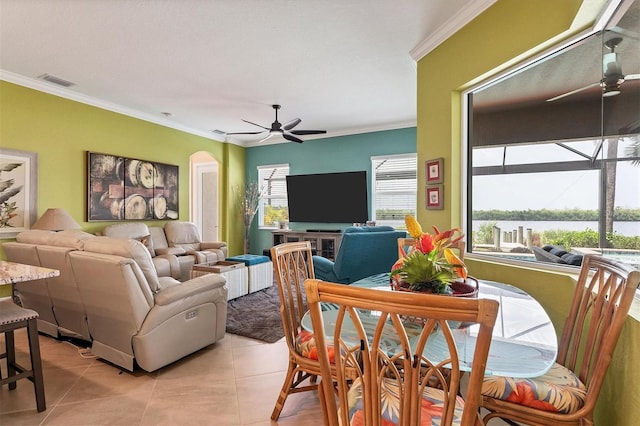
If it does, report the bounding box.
[0,69,229,143]
[410,0,497,61]
[2,69,415,148]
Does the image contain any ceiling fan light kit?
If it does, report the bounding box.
[226,104,326,143]
[546,35,639,102]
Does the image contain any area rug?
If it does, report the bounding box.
[225,285,285,343]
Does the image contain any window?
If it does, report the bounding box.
[466,0,640,270]
[372,154,417,228]
[257,164,289,228]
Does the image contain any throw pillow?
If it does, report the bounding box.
[561,253,583,266]
[135,234,155,257]
[549,248,568,258]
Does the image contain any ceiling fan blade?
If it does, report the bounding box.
[546,82,600,102]
[242,119,270,130]
[283,118,301,131]
[259,133,275,143]
[226,131,265,135]
[283,133,304,143]
[290,130,327,135]
[625,73,640,80]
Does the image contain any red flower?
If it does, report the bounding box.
[307,346,335,363]
[506,382,558,412]
[351,410,397,426]
[416,233,435,254]
[420,397,445,423]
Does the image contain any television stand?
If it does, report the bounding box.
[272,230,342,261]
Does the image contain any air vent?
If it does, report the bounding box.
[37,73,76,87]
[211,129,226,135]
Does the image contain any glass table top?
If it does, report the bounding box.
[302,274,557,378]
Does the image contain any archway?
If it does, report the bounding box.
[190,152,219,241]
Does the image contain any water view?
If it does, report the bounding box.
[472,220,640,268]
[473,220,639,236]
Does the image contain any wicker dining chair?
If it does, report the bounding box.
[398,238,466,260]
[481,254,640,425]
[270,241,334,421]
[305,278,499,426]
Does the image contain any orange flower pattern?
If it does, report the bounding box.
[294,330,335,363]
[345,377,464,425]
[481,363,586,414]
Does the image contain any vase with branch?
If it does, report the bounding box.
[236,181,264,254]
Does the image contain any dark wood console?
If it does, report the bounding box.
[272,230,342,261]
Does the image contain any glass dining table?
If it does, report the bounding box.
[301,273,558,378]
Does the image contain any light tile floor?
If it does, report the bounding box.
[1,330,510,425]
[1,330,324,425]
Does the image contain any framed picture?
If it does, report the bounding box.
[0,148,38,238]
[87,152,179,221]
[425,157,444,184]
[426,185,443,210]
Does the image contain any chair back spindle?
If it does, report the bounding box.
[481,254,639,425]
[557,255,639,407]
[270,241,331,421]
[306,279,498,426]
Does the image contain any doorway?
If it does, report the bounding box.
[191,153,219,241]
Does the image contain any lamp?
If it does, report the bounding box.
[32,208,81,231]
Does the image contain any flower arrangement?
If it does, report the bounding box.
[390,215,467,294]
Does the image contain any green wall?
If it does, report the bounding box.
[0,80,246,267]
[418,0,640,423]
[245,127,416,254]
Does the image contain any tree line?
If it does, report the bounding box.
[473,208,640,221]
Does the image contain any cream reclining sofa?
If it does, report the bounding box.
[104,222,193,281]
[4,229,228,372]
[3,229,94,340]
[104,222,228,281]
[164,221,228,264]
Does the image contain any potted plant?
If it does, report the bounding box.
[390,215,471,295]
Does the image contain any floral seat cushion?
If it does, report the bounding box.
[345,377,466,425]
[481,363,586,413]
[294,329,335,362]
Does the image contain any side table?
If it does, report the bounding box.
[190,261,248,300]
[226,254,273,293]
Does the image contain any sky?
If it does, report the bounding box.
[471,140,640,211]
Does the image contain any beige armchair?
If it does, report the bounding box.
[103,223,183,280]
[164,221,227,264]
[147,226,196,281]
[69,236,228,372]
[3,229,95,340]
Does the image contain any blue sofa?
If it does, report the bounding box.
[312,226,407,284]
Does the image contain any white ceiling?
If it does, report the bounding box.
[0,0,494,146]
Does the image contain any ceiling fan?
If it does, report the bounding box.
[547,37,640,102]
[226,104,327,143]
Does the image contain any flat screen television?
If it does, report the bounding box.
[286,171,369,223]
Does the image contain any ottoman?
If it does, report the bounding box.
[226,254,274,293]
[190,261,248,300]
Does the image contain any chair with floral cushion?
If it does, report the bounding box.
[305,278,499,426]
[270,241,335,421]
[481,254,640,425]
